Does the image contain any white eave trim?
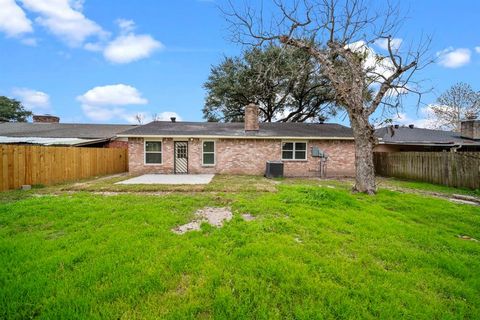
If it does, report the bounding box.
[0,136,108,146]
[116,134,354,140]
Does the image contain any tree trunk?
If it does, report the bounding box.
[349,111,377,194]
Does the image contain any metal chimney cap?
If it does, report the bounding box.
[170,117,176,123]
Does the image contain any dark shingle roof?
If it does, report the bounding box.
[118,121,354,139]
[375,126,480,146]
[0,122,137,139]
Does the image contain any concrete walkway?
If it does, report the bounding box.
[116,174,215,185]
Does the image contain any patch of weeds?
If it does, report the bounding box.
[279,185,360,209]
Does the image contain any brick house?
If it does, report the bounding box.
[118,104,356,177]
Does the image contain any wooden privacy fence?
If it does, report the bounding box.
[1,145,128,191]
[374,152,480,189]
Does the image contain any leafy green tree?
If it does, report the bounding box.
[203,45,336,122]
[0,96,32,122]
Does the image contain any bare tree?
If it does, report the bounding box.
[151,113,160,121]
[223,0,432,194]
[134,113,145,125]
[428,82,480,132]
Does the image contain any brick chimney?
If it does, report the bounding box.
[244,103,259,131]
[461,119,480,140]
[33,115,60,123]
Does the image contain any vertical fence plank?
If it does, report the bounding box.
[1,146,9,191]
[0,145,128,191]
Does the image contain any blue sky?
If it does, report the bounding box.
[0,0,479,126]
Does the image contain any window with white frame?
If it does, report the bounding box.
[202,141,215,165]
[145,141,162,164]
[282,142,307,160]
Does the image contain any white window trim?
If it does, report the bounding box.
[281,141,308,161]
[202,140,216,166]
[144,139,163,165]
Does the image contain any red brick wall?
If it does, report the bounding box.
[106,139,129,149]
[128,137,355,177]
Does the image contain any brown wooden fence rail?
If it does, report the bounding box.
[374,152,480,189]
[1,145,128,191]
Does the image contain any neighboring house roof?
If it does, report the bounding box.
[118,121,354,139]
[0,136,105,146]
[375,126,480,146]
[0,122,137,146]
[0,122,137,139]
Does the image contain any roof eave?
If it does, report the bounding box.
[378,141,479,147]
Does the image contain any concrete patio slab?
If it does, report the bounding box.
[116,174,215,185]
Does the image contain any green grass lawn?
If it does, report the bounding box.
[377,177,480,197]
[1,177,480,319]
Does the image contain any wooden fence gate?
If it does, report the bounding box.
[1,145,128,191]
[374,152,480,189]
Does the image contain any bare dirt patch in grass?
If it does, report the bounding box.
[70,173,128,188]
[457,234,479,242]
[241,213,256,221]
[172,207,233,234]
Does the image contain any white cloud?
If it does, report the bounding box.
[475,46,480,54]
[103,34,162,63]
[436,47,471,68]
[1,3,163,63]
[78,84,148,106]
[386,86,409,97]
[374,38,403,51]
[116,18,135,33]
[390,106,438,129]
[0,0,33,37]
[21,0,107,47]
[103,19,163,64]
[77,84,182,123]
[347,41,396,83]
[12,88,51,112]
[77,84,148,122]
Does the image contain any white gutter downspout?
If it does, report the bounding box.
[450,144,462,152]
